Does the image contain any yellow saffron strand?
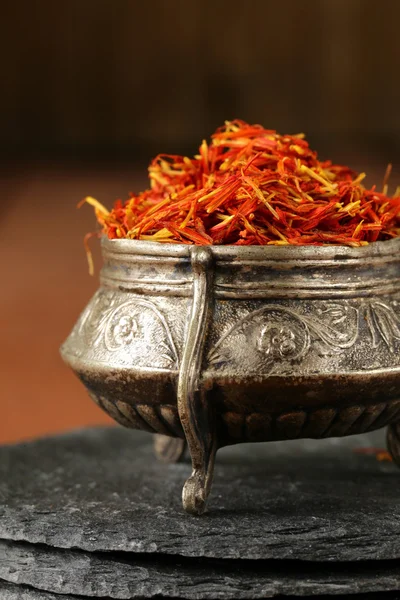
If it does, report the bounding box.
[79,196,110,216]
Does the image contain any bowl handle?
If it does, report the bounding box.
[177,246,217,515]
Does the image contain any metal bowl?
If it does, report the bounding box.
[61,237,400,514]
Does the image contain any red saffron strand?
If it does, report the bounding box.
[81,120,400,248]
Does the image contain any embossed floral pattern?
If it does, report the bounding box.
[112,315,138,345]
[365,301,400,352]
[93,297,180,368]
[257,325,297,358]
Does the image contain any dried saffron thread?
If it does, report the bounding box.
[81,120,400,265]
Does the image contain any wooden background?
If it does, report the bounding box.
[2,0,400,443]
[2,0,400,157]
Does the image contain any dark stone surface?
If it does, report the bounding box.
[0,580,77,599]
[2,539,400,599]
[1,581,400,600]
[1,426,399,561]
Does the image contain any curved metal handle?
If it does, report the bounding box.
[177,246,216,514]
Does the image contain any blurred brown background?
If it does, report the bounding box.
[2,0,400,443]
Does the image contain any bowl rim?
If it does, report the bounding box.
[102,235,400,262]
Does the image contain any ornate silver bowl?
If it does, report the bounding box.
[61,237,400,514]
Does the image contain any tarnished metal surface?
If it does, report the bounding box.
[61,237,400,513]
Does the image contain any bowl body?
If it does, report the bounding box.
[61,237,400,446]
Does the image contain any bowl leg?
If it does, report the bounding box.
[387,422,400,467]
[153,434,186,463]
[178,247,217,515]
[180,389,217,516]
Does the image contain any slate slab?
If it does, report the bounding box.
[1,426,399,561]
[1,581,400,600]
[0,580,77,600]
[2,539,400,599]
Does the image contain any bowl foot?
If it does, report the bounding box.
[182,468,212,516]
[153,434,186,463]
[387,422,400,467]
[180,388,217,516]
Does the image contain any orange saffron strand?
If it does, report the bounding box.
[81,120,400,250]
